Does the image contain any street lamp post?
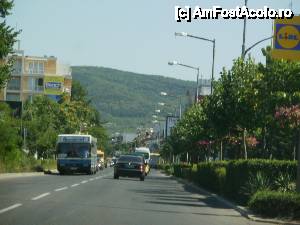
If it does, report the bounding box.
[175,32,215,95]
[168,61,200,103]
[242,36,274,59]
[242,0,248,58]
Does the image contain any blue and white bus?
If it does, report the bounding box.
[56,134,97,175]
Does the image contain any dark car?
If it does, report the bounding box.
[114,155,145,181]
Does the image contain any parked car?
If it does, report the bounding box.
[113,155,145,181]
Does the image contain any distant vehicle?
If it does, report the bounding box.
[97,150,105,170]
[56,134,98,175]
[109,161,114,167]
[114,155,145,181]
[110,158,117,167]
[97,159,103,171]
[149,153,160,169]
[135,147,151,175]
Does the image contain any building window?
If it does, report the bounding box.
[29,62,34,74]
[38,62,44,74]
[27,77,43,92]
[12,59,22,75]
[28,61,44,74]
[7,77,21,90]
[6,93,20,101]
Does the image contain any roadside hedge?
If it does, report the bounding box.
[160,159,297,205]
[249,191,300,218]
[195,161,228,194]
[225,160,297,203]
[157,164,172,175]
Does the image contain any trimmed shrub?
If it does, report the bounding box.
[158,164,172,175]
[215,167,226,194]
[195,161,228,193]
[173,164,192,178]
[249,191,300,218]
[225,159,297,204]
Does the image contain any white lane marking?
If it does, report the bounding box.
[81,180,88,184]
[0,203,22,214]
[55,186,68,192]
[31,192,50,200]
[71,183,80,187]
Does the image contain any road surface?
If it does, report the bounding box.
[0,168,271,225]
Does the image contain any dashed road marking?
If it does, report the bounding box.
[0,203,22,214]
[31,192,50,200]
[89,178,95,181]
[71,183,80,187]
[81,180,88,184]
[55,187,68,192]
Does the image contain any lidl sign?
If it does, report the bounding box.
[272,16,300,60]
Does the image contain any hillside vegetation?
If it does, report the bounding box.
[71,66,197,133]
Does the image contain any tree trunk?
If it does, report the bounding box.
[243,128,248,159]
[220,141,223,160]
[263,126,267,150]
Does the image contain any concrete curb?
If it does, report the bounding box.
[170,174,300,225]
[0,172,44,180]
[44,169,59,175]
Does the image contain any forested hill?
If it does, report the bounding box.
[71,66,196,133]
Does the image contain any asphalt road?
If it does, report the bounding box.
[0,168,271,225]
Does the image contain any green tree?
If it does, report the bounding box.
[164,49,300,162]
[0,102,21,162]
[0,0,19,88]
[23,96,61,157]
[71,80,88,102]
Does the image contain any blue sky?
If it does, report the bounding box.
[7,0,300,81]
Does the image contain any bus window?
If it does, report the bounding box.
[57,143,91,158]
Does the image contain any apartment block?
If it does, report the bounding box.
[1,49,72,103]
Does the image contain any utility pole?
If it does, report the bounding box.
[241,0,248,59]
[211,39,215,94]
[196,68,199,103]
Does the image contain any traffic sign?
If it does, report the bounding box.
[271,16,300,61]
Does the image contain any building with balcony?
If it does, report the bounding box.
[0,49,72,103]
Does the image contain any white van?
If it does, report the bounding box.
[135,147,151,174]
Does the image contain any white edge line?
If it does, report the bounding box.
[31,192,50,201]
[55,187,68,192]
[0,203,22,214]
[71,183,80,187]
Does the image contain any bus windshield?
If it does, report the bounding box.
[133,152,149,160]
[57,143,91,158]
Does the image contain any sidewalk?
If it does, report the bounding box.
[172,175,300,225]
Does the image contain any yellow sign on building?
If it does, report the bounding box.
[271,16,300,61]
[44,76,64,95]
